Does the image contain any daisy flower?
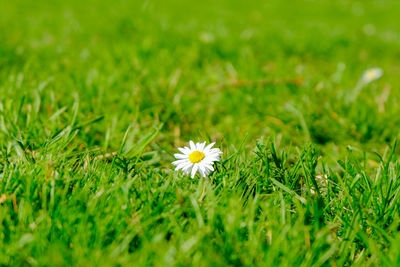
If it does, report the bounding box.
[362,67,383,84]
[348,67,384,103]
[172,141,222,178]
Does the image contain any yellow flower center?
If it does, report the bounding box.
[189,151,205,163]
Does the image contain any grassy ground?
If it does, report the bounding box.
[1,0,400,266]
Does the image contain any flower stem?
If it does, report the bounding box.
[199,184,206,203]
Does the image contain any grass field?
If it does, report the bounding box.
[1,0,400,266]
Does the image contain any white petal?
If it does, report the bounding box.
[203,142,215,153]
[201,157,215,164]
[198,164,205,177]
[209,148,222,154]
[205,156,220,162]
[184,165,193,175]
[204,164,214,172]
[204,142,215,150]
[201,160,213,166]
[197,142,206,152]
[178,147,191,154]
[191,164,198,178]
[183,163,193,172]
[194,142,200,150]
[189,140,196,151]
[207,153,221,159]
[172,159,188,166]
[174,153,188,159]
[175,162,188,171]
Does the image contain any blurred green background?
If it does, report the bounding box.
[1,0,400,265]
[1,0,400,158]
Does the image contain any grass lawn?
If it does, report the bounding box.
[1,0,400,265]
